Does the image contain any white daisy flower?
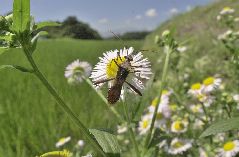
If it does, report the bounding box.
[190,104,203,114]
[202,76,222,93]
[55,136,71,148]
[171,120,188,133]
[188,83,203,97]
[77,139,85,148]
[90,47,152,103]
[65,60,92,84]
[220,7,235,15]
[233,94,239,103]
[218,30,233,40]
[217,140,239,157]
[193,119,205,130]
[197,94,215,107]
[168,138,193,155]
[138,114,152,135]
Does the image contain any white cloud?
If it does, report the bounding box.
[98,18,109,24]
[145,8,157,18]
[135,15,142,20]
[169,8,179,16]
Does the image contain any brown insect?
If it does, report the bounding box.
[94,53,142,104]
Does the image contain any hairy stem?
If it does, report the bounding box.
[22,44,108,157]
[144,46,172,147]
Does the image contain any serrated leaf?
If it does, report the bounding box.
[13,0,30,32]
[0,65,33,73]
[200,117,239,138]
[89,129,121,155]
[36,21,61,30]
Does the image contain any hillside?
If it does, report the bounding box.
[143,0,239,91]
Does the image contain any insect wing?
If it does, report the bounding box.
[107,84,123,104]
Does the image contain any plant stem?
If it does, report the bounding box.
[144,46,172,147]
[122,100,140,157]
[84,78,124,122]
[22,45,108,157]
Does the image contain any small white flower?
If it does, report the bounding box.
[162,30,170,37]
[233,94,239,103]
[213,133,226,143]
[220,7,235,15]
[168,138,193,155]
[234,17,239,22]
[177,46,187,53]
[55,136,71,148]
[77,140,85,148]
[217,140,239,157]
[202,76,222,93]
[193,119,205,130]
[90,47,152,103]
[197,94,215,107]
[190,104,203,114]
[188,83,203,97]
[171,120,188,133]
[218,30,233,40]
[217,15,222,21]
[138,114,152,135]
[65,60,92,84]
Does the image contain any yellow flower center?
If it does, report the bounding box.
[151,97,159,107]
[223,141,235,151]
[191,83,201,90]
[174,121,185,131]
[162,90,169,95]
[142,120,149,129]
[59,138,67,143]
[106,56,126,78]
[223,7,232,11]
[172,141,184,148]
[203,77,215,86]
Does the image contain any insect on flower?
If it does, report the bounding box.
[90,47,152,104]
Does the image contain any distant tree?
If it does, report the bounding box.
[120,31,151,40]
[43,16,102,39]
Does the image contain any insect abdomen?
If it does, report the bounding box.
[107,83,123,104]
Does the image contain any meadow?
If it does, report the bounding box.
[1,0,239,157]
[0,39,143,157]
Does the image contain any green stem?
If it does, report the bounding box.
[84,78,124,122]
[22,45,108,157]
[201,102,209,123]
[144,46,172,147]
[122,100,140,157]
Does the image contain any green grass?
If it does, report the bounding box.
[0,39,143,157]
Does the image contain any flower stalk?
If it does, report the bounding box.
[21,43,108,157]
[145,45,172,147]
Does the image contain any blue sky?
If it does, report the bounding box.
[1,0,213,37]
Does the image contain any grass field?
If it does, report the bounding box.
[0,39,143,157]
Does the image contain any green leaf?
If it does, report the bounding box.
[0,65,33,73]
[89,129,121,155]
[0,47,9,55]
[200,117,239,138]
[13,0,30,32]
[148,128,171,148]
[36,21,61,30]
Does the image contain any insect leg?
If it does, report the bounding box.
[125,81,142,96]
[113,59,121,68]
[93,78,115,85]
[117,51,123,62]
